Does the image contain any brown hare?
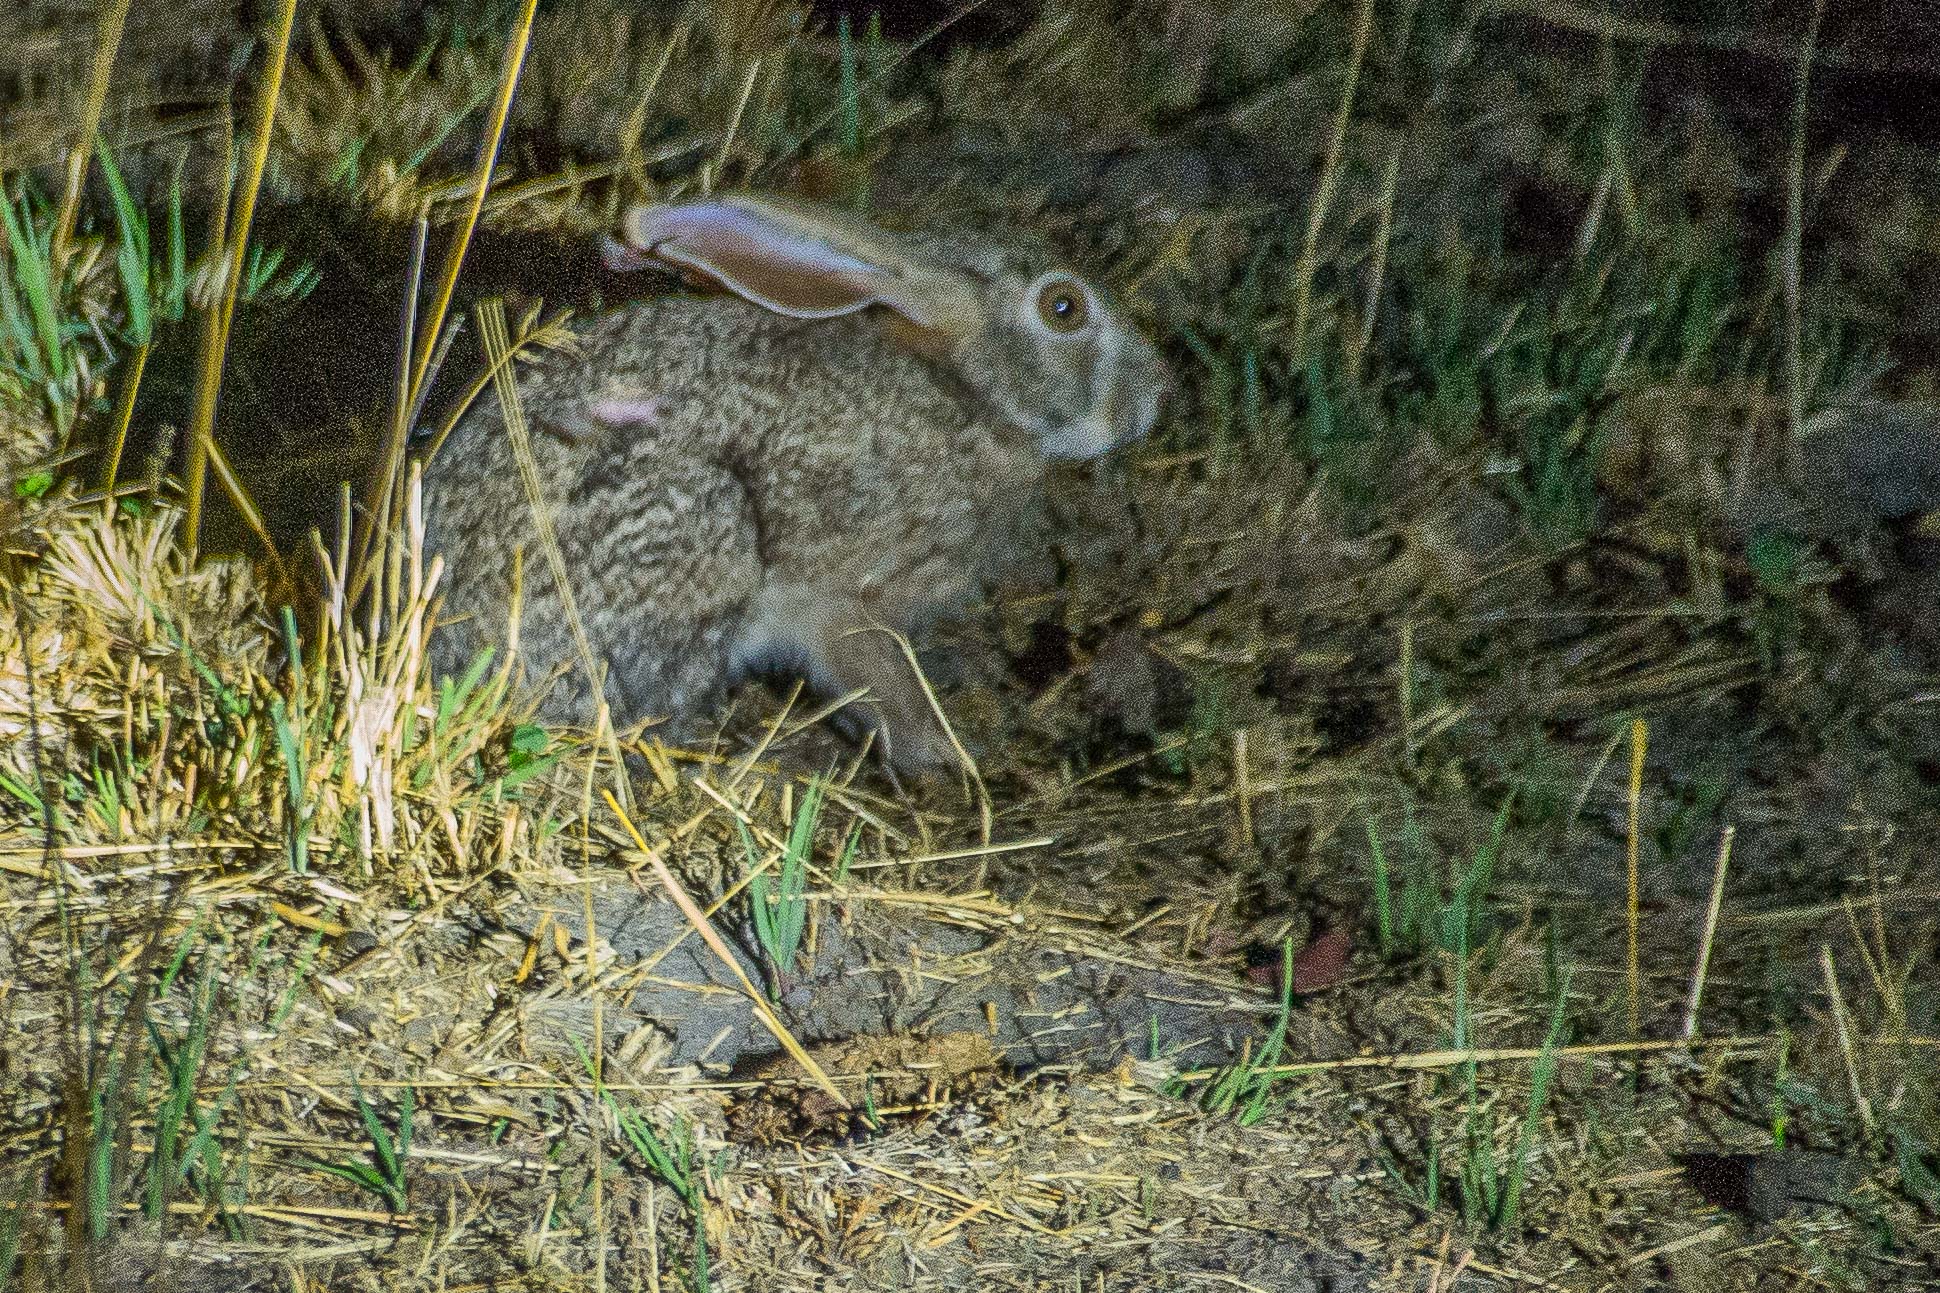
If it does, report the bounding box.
[422,193,1166,771]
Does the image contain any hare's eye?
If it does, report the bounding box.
[1035,278,1089,333]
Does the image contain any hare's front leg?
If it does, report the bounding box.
[730,584,958,773]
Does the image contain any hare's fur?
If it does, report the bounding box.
[426,299,1044,765]
[423,196,1163,769]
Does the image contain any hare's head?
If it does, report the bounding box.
[610,193,1167,460]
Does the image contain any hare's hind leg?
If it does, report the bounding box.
[560,454,768,730]
[730,585,959,773]
[430,449,765,735]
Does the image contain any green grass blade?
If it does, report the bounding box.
[1365,814,1392,955]
[0,185,63,386]
[94,136,152,346]
[1497,969,1570,1228]
[837,14,862,159]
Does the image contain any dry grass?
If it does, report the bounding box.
[3,1,1939,1289]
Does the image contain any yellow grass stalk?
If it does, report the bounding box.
[202,427,290,593]
[1287,0,1374,361]
[183,0,300,554]
[1839,894,1900,1030]
[477,299,602,719]
[1420,1233,1475,1293]
[49,0,133,273]
[1817,942,1876,1136]
[1730,885,1940,928]
[618,33,683,174]
[1679,824,1734,1039]
[1562,727,1624,831]
[238,1024,1940,1100]
[98,340,146,497]
[1348,141,1401,383]
[345,0,537,609]
[407,0,539,402]
[726,679,806,791]
[1781,0,1828,466]
[1232,1031,1938,1081]
[369,215,429,559]
[582,705,609,1293]
[707,58,764,190]
[1625,716,1646,1038]
[881,624,987,824]
[419,306,575,467]
[1233,728,1255,852]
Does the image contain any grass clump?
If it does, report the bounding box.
[305,1079,414,1214]
[1365,795,1510,963]
[742,775,825,997]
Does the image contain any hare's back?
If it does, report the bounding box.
[616,301,1041,572]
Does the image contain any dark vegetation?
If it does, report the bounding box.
[0,1,1937,1288]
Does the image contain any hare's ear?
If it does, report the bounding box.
[620,195,983,338]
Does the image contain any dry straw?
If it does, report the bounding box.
[1624,716,1646,1040]
[1679,824,1734,1039]
[183,0,299,553]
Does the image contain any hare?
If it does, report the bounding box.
[422,192,1166,771]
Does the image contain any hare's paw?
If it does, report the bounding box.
[871,702,965,778]
[731,587,974,778]
[817,630,973,779]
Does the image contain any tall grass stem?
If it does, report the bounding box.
[1781,0,1828,467]
[183,0,300,554]
[50,0,133,273]
[1288,0,1375,360]
[1625,718,1646,1039]
[1679,825,1734,1039]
